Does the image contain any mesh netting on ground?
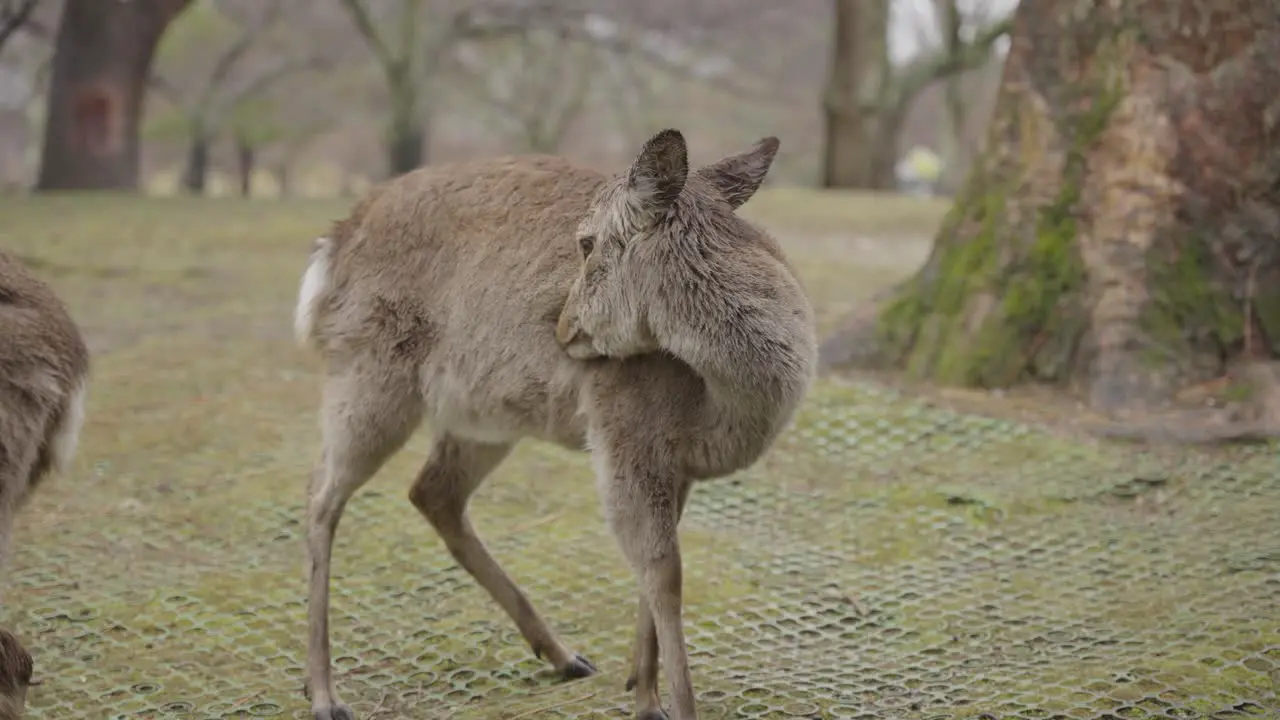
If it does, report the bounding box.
[6,376,1277,720]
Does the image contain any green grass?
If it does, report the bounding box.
[1,190,1276,720]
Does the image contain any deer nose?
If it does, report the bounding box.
[555,312,578,346]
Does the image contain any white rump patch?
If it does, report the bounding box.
[50,374,88,476]
[294,237,332,347]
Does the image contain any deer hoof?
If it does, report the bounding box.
[313,703,355,720]
[560,653,598,680]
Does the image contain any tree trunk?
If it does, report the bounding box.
[387,125,425,177]
[35,0,191,191]
[385,69,426,177]
[822,0,1280,419]
[182,133,209,194]
[276,163,290,197]
[236,139,254,197]
[821,0,897,190]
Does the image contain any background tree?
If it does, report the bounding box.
[35,0,192,191]
[453,27,597,154]
[336,0,435,177]
[0,0,37,53]
[147,0,327,194]
[822,0,1280,427]
[821,0,1011,190]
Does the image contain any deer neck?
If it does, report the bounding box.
[663,304,816,477]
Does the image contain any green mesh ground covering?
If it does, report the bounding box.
[7,379,1278,720]
[1,197,1277,719]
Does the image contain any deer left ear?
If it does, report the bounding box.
[627,128,689,215]
[693,136,780,210]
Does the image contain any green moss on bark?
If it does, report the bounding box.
[1139,236,1244,367]
[1255,289,1280,355]
[875,75,1120,388]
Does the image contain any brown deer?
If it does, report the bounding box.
[0,628,33,720]
[0,249,91,718]
[295,129,817,720]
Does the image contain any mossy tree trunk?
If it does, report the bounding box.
[822,0,1280,418]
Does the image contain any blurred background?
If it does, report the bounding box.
[0,0,1014,197]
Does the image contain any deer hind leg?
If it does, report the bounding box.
[409,433,596,679]
[625,480,693,720]
[597,449,698,720]
[0,432,39,604]
[0,502,13,605]
[306,371,422,720]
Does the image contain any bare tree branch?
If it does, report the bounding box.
[936,0,967,152]
[0,0,38,52]
[937,0,963,53]
[894,13,1011,112]
[336,0,395,69]
[452,5,773,102]
[148,74,184,105]
[195,0,285,112]
[452,27,597,153]
[218,53,332,117]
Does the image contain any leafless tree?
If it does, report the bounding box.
[821,0,1011,189]
[0,0,38,53]
[451,28,597,154]
[148,0,330,193]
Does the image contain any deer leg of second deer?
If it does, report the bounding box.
[626,481,693,720]
[0,503,12,606]
[409,434,596,680]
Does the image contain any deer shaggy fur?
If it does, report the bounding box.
[295,129,817,720]
[0,629,32,720]
[0,249,90,718]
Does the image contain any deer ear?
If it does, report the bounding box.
[627,128,688,215]
[693,137,780,210]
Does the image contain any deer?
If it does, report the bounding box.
[0,628,33,720]
[295,128,817,720]
[0,248,91,719]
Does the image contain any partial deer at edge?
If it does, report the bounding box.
[0,249,91,719]
[295,129,817,720]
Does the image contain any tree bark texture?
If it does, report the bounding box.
[236,140,254,197]
[182,133,209,194]
[821,0,899,190]
[276,164,290,197]
[36,0,190,191]
[387,125,425,178]
[822,0,1280,417]
[385,69,426,177]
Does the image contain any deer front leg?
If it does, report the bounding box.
[626,596,664,719]
[626,480,693,720]
[601,462,698,720]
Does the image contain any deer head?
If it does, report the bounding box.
[555,129,780,360]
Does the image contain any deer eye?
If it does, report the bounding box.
[578,236,596,258]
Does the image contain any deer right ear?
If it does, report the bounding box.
[627,128,688,215]
[693,136,780,210]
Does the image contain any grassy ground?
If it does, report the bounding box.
[1,189,1276,720]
